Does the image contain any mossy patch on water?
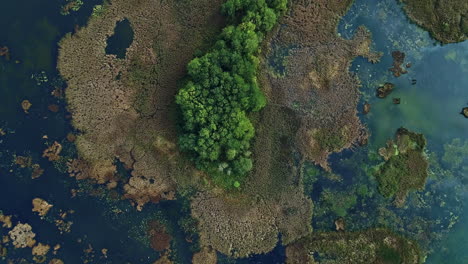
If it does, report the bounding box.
[286,228,422,264]
[375,128,428,205]
[400,0,468,43]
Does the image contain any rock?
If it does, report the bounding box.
[461,107,468,118]
[32,198,53,217]
[363,102,371,114]
[406,62,412,68]
[393,98,401,104]
[21,100,32,113]
[376,83,394,98]
[9,223,36,248]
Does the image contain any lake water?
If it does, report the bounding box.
[1,0,467,263]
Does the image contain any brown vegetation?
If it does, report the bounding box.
[42,141,62,161]
[147,220,172,252]
[401,0,468,43]
[58,0,225,210]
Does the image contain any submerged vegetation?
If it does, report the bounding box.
[375,128,429,204]
[176,0,287,186]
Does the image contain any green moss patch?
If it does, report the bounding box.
[376,128,428,204]
[286,228,422,264]
[401,0,468,43]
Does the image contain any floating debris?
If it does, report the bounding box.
[376,83,394,98]
[393,98,401,104]
[411,79,417,85]
[21,100,32,113]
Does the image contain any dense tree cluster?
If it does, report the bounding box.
[176,0,287,186]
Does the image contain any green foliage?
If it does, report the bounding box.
[92,4,106,17]
[176,0,287,184]
[296,229,422,264]
[356,184,370,197]
[314,127,348,152]
[303,164,320,194]
[376,244,402,264]
[60,0,83,15]
[375,128,429,199]
[320,188,357,217]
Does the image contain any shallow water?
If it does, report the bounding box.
[323,0,468,262]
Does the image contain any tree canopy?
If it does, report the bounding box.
[176,0,287,187]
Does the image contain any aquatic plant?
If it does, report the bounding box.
[375,128,429,204]
[176,0,288,187]
[91,4,105,17]
[286,228,422,264]
[400,0,468,43]
[319,188,358,217]
[442,138,468,170]
[60,0,84,16]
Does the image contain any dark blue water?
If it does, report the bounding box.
[105,19,134,59]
